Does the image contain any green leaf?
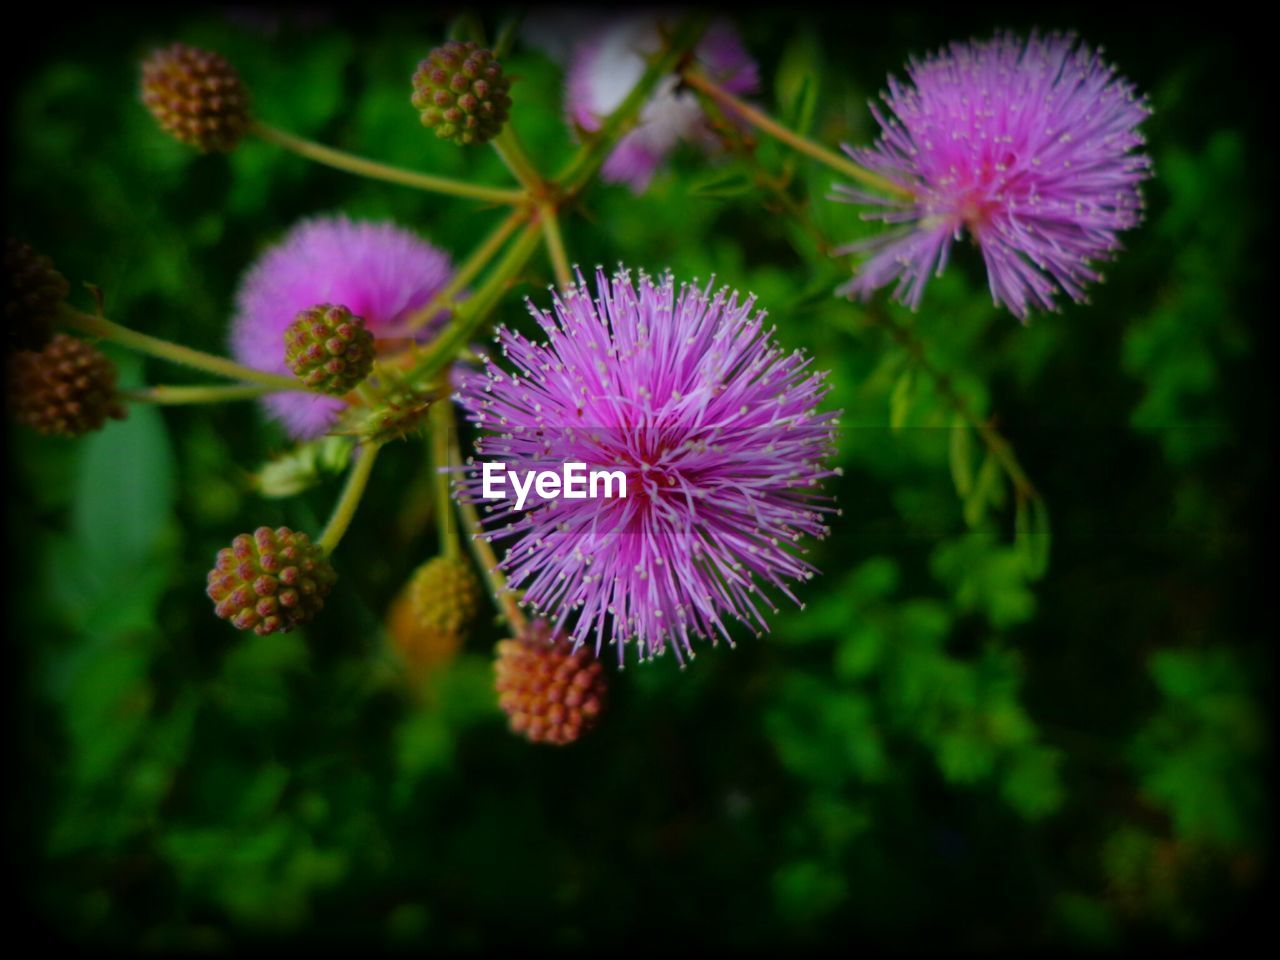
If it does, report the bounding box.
[948,415,975,498]
[688,167,756,199]
[889,368,914,431]
[252,435,355,498]
[1015,496,1051,580]
[963,452,1002,528]
[72,402,176,571]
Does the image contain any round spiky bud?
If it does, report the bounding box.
[284,303,375,395]
[141,42,250,153]
[4,239,68,351]
[390,557,482,681]
[206,526,336,635]
[411,41,512,145]
[8,334,125,437]
[409,556,481,633]
[494,621,607,745]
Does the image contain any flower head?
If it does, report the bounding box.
[231,216,453,438]
[284,303,375,395]
[5,238,68,351]
[411,40,512,145]
[141,42,250,153]
[494,620,608,745]
[8,334,126,437]
[566,16,758,193]
[455,269,838,665]
[836,32,1152,319]
[206,526,336,635]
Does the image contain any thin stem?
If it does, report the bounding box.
[851,308,1040,502]
[429,398,460,559]
[249,119,527,206]
[681,68,914,200]
[408,220,544,383]
[556,15,710,195]
[64,308,306,392]
[540,205,573,289]
[447,423,527,634]
[120,383,292,405]
[399,207,530,334]
[317,441,382,555]
[491,127,545,194]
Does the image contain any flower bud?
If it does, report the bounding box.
[494,620,607,745]
[8,334,125,437]
[141,42,250,153]
[4,239,68,351]
[206,526,336,635]
[411,41,512,145]
[284,304,375,395]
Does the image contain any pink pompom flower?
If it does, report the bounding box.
[836,32,1153,319]
[455,269,839,665]
[566,15,759,193]
[231,215,453,438]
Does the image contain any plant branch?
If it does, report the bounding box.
[540,205,573,289]
[318,441,382,555]
[250,119,526,206]
[407,220,544,383]
[446,421,527,633]
[429,397,461,559]
[491,126,545,194]
[399,207,530,334]
[63,307,306,392]
[556,15,710,196]
[120,383,292,405]
[681,68,913,200]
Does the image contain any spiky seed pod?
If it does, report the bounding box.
[8,334,125,437]
[411,40,512,145]
[494,621,607,745]
[409,556,481,633]
[141,42,250,153]
[4,239,68,351]
[206,526,336,635]
[284,303,375,395]
[390,557,482,681]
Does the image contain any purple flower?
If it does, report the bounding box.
[231,215,453,438]
[836,32,1153,319]
[455,269,838,665]
[566,15,759,193]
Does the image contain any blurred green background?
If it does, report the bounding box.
[5,5,1270,950]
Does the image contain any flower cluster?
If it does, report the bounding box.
[13,17,1155,750]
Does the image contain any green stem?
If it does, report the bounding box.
[491,127,545,194]
[540,205,573,289]
[250,119,526,206]
[318,441,382,555]
[447,421,527,633]
[400,207,530,334]
[64,308,306,392]
[855,309,1040,502]
[429,398,460,559]
[120,383,292,405]
[556,15,710,195]
[408,220,544,383]
[681,68,914,200]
